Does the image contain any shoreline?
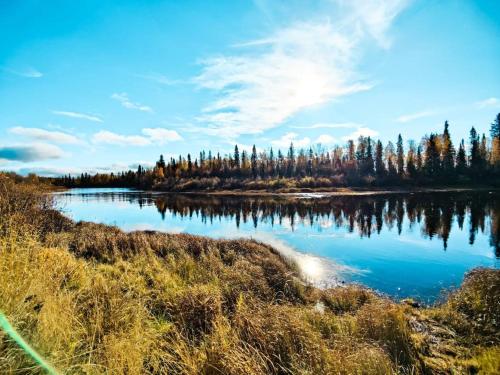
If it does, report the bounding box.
[149,186,500,197]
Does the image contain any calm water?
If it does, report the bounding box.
[54,188,499,303]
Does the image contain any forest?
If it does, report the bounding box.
[53,114,500,191]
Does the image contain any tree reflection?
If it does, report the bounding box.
[70,191,500,256]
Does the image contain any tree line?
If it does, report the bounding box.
[55,113,500,189]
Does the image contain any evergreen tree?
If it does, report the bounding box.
[441,121,455,175]
[491,113,500,139]
[365,137,374,175]
[416,145,423,173]
[469,127,481,173]
[187,154,192,173]
[251,145,258,178]
[424,134,441,176]
[234,145,240,169]
[287,143,295,177]
[396,134,405,176]
[375,140,386,177]
[456,139,467,175]
[406,140,417,178]
[157,154,166,170]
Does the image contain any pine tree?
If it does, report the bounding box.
[187,154,192,173]
[234,145,240,170]
[416,145,423,173]
[469,127,481,173]
[491,113,500,139]
[365,137,374,175]
[396,134,405,176]
[375,140,386,177]
[406,140,417,177]
[287,143,295,177]
[251,145,258,179]
[424,134,441,176]
[441,121,455,175]
[456,139,467,175]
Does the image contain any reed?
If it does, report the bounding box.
[0,173,498,374]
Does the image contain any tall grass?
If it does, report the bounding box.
[0,173,498,374]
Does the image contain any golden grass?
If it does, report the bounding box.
[0,173,499,374]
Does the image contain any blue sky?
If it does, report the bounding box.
[1,0,499,176]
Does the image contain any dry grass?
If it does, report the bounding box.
[0,173,498,374]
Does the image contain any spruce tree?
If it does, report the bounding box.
[365,137,374,175]
[251,145,258,179]
[375,140,386,177]
[396,134,404,176]
[424,134,441,176]
[456,139,467,175]
[441,121,455,175]
[234,145,240,169]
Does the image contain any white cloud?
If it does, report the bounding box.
[342,126,379,141]
[194,1,408,138]
[92,128,182,146]
[476,97,500,109]
[396,110,435,123]
[9,126,81,144]
[14,162,156,177]
[92,131,151,146]
[142,128,183,144]
[315,134,338,145]
[291,122,361,129]
[271,132,311,149]
[52,110,103,123]
[4,67,43,78]
[137,73,179,85]
[0,143,64,162]
[111,93,153,112]
[341,0,411,49]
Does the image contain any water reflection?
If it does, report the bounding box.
[56,189,499,301]
[113,192,500,256]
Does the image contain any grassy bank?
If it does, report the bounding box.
[150,176,500,194]
[0,174,499,374]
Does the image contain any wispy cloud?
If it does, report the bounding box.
[92,128,182,146]
[14,162,156,177]
[137,73,180,85]
[0,143,64,162]
[475,97,500,109]
[291,122,362,130]
[315,134,338,145]
[194,0,409,139]
[111,93,153,112]
[4,67,43,78]
[9,126,81,144]
[52,110,103,123]
[271,132,311,149]
[341,0,412,49]
[396,110,436,123]
[92,131,150,146]
[141,128,183,144]
[342,126,379,141]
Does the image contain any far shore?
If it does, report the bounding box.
[55,185,500,197]
[148,185,500,197]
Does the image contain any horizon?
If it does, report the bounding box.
[1,0,500,177]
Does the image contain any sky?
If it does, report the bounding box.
[1,0,499,176]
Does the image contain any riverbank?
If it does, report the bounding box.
[173,186,500,197]
[1,174,499,374]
